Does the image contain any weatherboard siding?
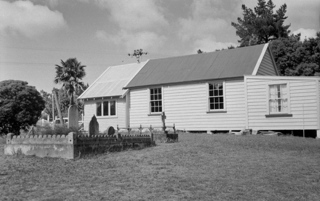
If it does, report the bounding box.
[246,77,319,130]
[83,98,126,132]
[129,79,246,131]
[129,88,163,128]
[256,50,277,76]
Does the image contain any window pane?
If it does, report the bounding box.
[110,101,116,115]
[219,103,224,109]
[214,103,219,109]
[219,89,223,96]
[96,102,101,116]
[209,84,213,90]
[219,97,223,103]
[213,83,218,90]
[210,104,214,110]
[209,98,214,104]
[103,101,109,116]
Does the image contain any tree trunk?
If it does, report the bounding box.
[70,93,74,106]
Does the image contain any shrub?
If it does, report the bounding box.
[36,124,80,135]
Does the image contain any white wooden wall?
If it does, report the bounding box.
[83,98,126,132]
[129,79,246,131]
[246,76,320,130]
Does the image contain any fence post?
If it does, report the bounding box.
[150,133,154,144]
[117,133,122,140]
[161,112,166,133]
[139,124,143,135]
[173,123,176,134]
[127,126,131,135]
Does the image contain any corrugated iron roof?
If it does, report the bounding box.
[125,44,267,88]
[78,61,146,99]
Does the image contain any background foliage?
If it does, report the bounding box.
[232,0,320,76]
[0,80,45,134]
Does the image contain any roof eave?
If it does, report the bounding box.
[124,76,245,89]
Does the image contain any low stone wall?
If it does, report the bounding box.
[5,132,154,159]
[4,133,75,159]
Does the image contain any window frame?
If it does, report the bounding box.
[267,82,291,115]
[149,87,163,114]
[96,99,117,118]
[207,82,226,112]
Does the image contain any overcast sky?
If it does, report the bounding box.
[1,0,319,92]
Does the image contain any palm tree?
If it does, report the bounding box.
[54,58,86,106]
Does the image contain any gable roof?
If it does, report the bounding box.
[125,44,271,89]
[78,61,146,99]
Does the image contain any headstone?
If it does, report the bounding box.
[252,130,258,135]
[89,115,99,135]
[106,126,115,136]
[68,105,78,129]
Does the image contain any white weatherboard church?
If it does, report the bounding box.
[79,44,320,138]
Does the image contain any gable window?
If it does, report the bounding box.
[150,88,162,113]
[96,100,116,117]
[208,82,225,110]
[269,84,288,113]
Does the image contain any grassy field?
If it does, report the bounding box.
[0,133,320,201]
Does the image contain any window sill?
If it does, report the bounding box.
[148,113,162,116]
[265,113,293,118]
[96,116,118,119]
[207,110,227,113]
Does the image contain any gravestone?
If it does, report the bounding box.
[89,115,99,135]
[68,105,78,129]
[106,126,115,136]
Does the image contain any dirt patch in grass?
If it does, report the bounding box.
[0,134,320,200]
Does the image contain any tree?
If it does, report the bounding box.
[40,90,55,120]
[40,83,89,121]
[56,84,88,118]
[0,80,45,134]
[232,0,290,47]
[270,32,320,76]
[54,58,86,106]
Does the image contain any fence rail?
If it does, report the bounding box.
[117,124,176,135]
[116,124,178,142]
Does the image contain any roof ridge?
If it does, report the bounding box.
[148,43,266,62]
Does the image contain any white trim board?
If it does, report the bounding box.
[252,43,269,75]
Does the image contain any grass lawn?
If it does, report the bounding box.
[0,133,320,201]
